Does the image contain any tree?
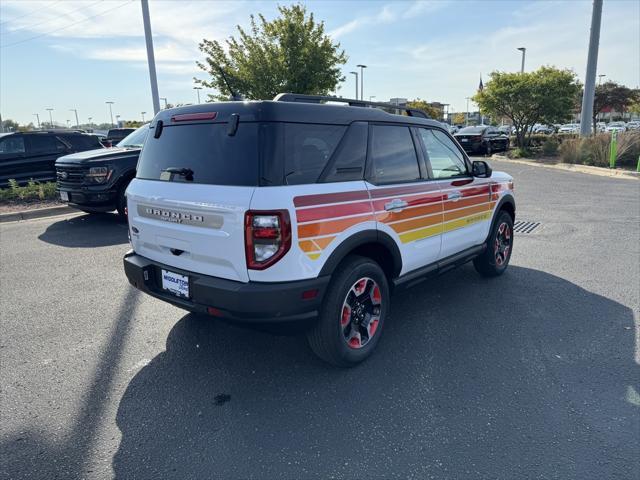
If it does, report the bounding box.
[473,66,580,149]
[195,4,347,100]
[591,82,639,130]
[1,118,19,132]
[452,112,466,125]
[406,99,442,120]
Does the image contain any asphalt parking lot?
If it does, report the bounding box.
[1,159,638,480]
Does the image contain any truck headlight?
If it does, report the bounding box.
[85,167,112,184]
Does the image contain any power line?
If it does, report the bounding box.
[2,0,104,36]
[0,1,64,26]
[1,0,134,49]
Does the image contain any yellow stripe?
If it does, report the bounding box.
[307,253,321,260]
[399,210,492,243]
[399,223,443,243]
[442,211,492,233]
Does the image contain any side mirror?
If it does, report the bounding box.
[472,160,492,178]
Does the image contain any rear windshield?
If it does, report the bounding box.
[137,123,259,186]
[457,127,486,134]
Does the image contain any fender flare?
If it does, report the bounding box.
[486,193,516,242]
[318,229,403,278]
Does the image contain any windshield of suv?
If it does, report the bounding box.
[117,125,149,148]
[457,126,486,134]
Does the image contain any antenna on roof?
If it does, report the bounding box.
[217,67,242,101]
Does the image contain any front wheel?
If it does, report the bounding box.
[307,255,390,367]
[116,179,132,219]
[485,142,493,156]
[473,211,514,277]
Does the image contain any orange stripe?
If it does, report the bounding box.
[390,213,442,234]
[443,202,494,222]
[443,194,488,211]
[298,215,372,238]
[377,202,442,223]
[298,236,335,252]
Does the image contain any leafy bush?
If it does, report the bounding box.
[507,148,534,159]
[0,180,58,202]
[558,132,640,168]
[542,137,560,156]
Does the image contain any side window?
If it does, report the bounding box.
[369,125,421,184]
[0,136,26,155]
[419,129,468,179]
[283,124,346,185]
[321,122,367,183]
[27,135,58,155]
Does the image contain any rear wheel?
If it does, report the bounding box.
[307,255,389,367]
[473,210,513,277]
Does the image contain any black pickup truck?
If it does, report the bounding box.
[55,125,148,218]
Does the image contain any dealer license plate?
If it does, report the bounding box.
[60,191,69,201]
[161,269,189,298]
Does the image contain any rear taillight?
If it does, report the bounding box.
[245,210,291,270]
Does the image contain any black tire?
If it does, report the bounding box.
[116,178,132,219]
[473,210,514,277]
[307,255,390,367]
[485,142,492,156]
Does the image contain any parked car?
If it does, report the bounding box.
[55,125,148,217]
[606,121,627,133]
[106,128,135,146]
[453,125,509,155]
[497,126,513,136]
[532,124,555,134]
[446,124,459,134]
[558,123,580,134]
[596,122,607,132]
[626,121,640,130]
[123,95,516,366]
[0,130,104,187]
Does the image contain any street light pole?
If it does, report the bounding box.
[160,97,168,109]
[349,71,358,100]
[141,0,161,115]
[369,95,376,101]
[194,87,202,104]
[46,108,54,127]
[33,114,40,129]
[580,0,603,137]
[115,115,121,127]
[598,74,606,85]
[88,117,92,127]
[69,109,79,128]
[141,112,146,122]
[106,101,114,127]
[465,97,471,126]
[356,64,367,100]
[517,47,526,73]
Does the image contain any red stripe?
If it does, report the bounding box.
[294,190,369,208]
[369,182,441,198]
[296,201,373,223]
[457,185,490,197]
[372,191,444,212]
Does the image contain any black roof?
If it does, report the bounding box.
[1,129,90,136]
[151,96,443,128]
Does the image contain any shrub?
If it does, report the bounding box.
[542,137,559,156]
[0,180,58,203]
[507,148,533,159]
[558,132,640,168]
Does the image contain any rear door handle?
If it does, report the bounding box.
[384,199,408,212]
[447,191,462,201]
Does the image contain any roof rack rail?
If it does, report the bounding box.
[273,93,430,119]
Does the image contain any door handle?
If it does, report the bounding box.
[384,199,408,212]
[447,191,462,201]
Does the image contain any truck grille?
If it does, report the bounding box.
[56,165,85,188]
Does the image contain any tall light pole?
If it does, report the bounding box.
[106,101,115,127]
[465,97,471,126]
[141,0,160,115]
[69,109,79,128]
[369,95,376,101]
[194,86,202,104]
[115,114,121,127]
[517,47,526,73]
[580,0,603,137]
[141,111,146,122]
[160,97,168,109]
[66,120,70,128]
[46,108,54,127]
[349,71,358,100]
[33,114,40,129]
[88,117,92,127]
[598,74,606,85]
[356,64,367,100]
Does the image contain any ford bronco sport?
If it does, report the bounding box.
[123,94,515,367]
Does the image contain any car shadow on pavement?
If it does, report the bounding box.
[111,266,638,480]
[37,213,128,248]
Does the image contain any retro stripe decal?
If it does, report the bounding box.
[294,181,504,259]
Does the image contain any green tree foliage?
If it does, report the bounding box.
[406,99,442,120]
[473,66,580,149]
[452,112,466,125]
[195,4,347,100]
[591,82,639,130]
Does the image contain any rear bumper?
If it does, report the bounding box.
[123,251,330,323]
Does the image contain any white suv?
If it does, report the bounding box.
[124,94,516,366]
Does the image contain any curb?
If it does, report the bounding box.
[0,205,77,223]
[491,155,639,180]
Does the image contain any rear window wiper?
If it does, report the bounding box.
[161,167,194,181]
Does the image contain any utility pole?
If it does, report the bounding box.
[106,101,114,127]
[356,64,367,100]
[194,86,202,104]
[517,47,526,73]
[580,0,603,137]
[33,114,40,129]
[69,109,79,128]
[141,0,160,115]
[46,108,54,127]
[350,71,358,100]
